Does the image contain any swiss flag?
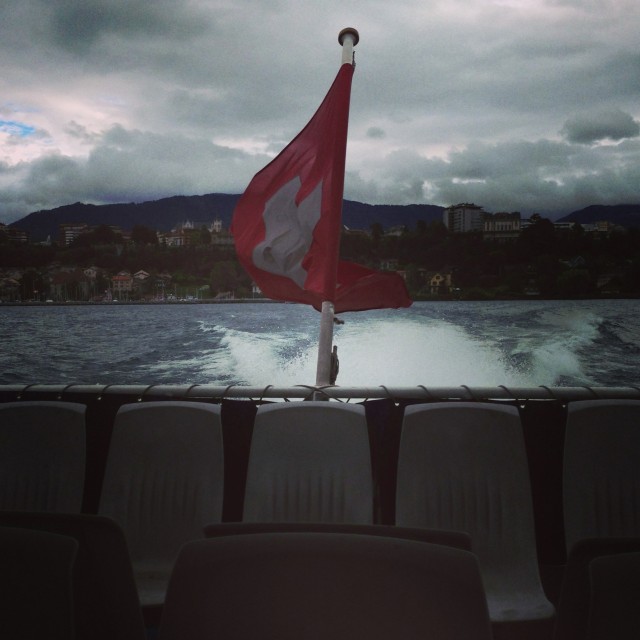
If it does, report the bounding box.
[231,63,412,313]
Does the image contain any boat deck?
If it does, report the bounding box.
[2,384,639,638]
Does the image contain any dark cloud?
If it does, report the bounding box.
[427,137,640,215]
[0,124,270,221]
[64,121,100,144]
[561,109,640,144]
[366,127,385,139]
[343,136,640,217]
[1,0,639,224]
[46,0,209,54]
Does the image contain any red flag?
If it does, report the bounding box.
[231,63,412,313]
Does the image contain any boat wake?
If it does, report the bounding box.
[208,310,602,388]
[1,300,637,387]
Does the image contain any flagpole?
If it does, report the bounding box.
[314,28,359,390]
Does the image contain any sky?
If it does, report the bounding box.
[1,0,639,225]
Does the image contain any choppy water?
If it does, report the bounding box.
[0,299,638,387]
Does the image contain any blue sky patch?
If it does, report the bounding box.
[0,119,36,138]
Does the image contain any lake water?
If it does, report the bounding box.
[1,299,639,388]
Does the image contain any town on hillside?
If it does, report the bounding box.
[1,203,639,302]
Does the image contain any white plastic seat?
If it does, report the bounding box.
[0,401,86,513]
[159,532,493,640]
[563,400,640,554]
[243,402,373,524]
[396,402,554,628]
[98,401,224,607]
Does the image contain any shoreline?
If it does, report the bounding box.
[1,294,639,307]
[0,298,279,307]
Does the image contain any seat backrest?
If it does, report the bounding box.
[98,401,224,566]
[564,400,640,554]
[0,525,77,640]
[396,402,552,623]
[0,512,146,640]
[242,402,373,524]
[0,401,86,513]
[587,551,640,640]
[159,532,493,640]
[99,401,224,608]
[554,538,640,640]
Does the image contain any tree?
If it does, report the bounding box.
[370,222,383,245]
[21,269,44,300]
[198,225,212,245]
[210,261,243,294]
[621,257,640,294]
[535,254,562,296]
[556,268,593,297]
[131,225,158,246]
[71,224,120,247]
[517,215,557,260]
[404,264,424,294]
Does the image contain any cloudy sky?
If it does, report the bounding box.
[1,0,639,225]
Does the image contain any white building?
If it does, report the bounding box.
[443,203,485,233]
[483,212,521,242]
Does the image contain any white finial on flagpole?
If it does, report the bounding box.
[338,27,359,65]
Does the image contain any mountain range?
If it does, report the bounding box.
[556,204,640,229]
[7,195,640,243]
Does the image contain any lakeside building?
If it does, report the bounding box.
[443,203,485,233]
[422,270,454,295]
[58,223,90,246]
[84,266,100,281]
[159,219,228,247]
[160,221,196,247]
[483,212,522,242]
[0,223,29,243]
[58,223,124,246]
[449,207,617,239]
[111,271,133,297]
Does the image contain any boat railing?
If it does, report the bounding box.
[1,383,640,403]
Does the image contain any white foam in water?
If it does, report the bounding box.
[220,327,318,386]
[522,337,588,384]
[508,309,600,385]
[335,319,534,387]
[215,315,539,387]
